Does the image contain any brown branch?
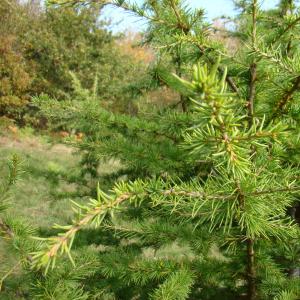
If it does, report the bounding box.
[168,0,190,34]
[250,186,300,197]
[271,75,300,120]
[276,16,300,40]
[0,218,13,239]
[168,0,191,112]
[162,186,300,201]
[247,0,257,127]
[44,192,132,260]
[247,63,257,126]
[223,71,240,94]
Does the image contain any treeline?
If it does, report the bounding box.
[0,0,153,125]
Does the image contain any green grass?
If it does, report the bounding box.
[0,129,123,299]
[0,133,80,227]
[0,131,84,299]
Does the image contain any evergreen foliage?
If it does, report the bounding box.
[33,59,300,300]
[0,155,33,292]
[1,0,300,299]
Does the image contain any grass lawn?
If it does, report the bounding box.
[0,128,125,299]
[0,130,83,299]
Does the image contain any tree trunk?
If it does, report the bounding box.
[247,238,256,300]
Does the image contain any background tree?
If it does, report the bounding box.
[0,0,150,125]
[0,1,34,122]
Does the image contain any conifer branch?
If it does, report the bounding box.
[276,15,300,40]
[0,156,37,289]
[168,0,190,34]
[31,176,300,273]
[0,262,21,292]
[271,75,300,119]
[250,45,299,75]
[174,34,240,94]
[32,190,132,273]
[0,155,23,239]
[109,0,241,96]
[108,0,179,29]
[150,268,195,299]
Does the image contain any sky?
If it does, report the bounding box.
[101,0,280,33]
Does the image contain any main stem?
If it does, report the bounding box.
[248,0,257,127]
[247,238,256,300]
[246,2,257,299]
[175,45,187,112]
[248,63,256,126]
